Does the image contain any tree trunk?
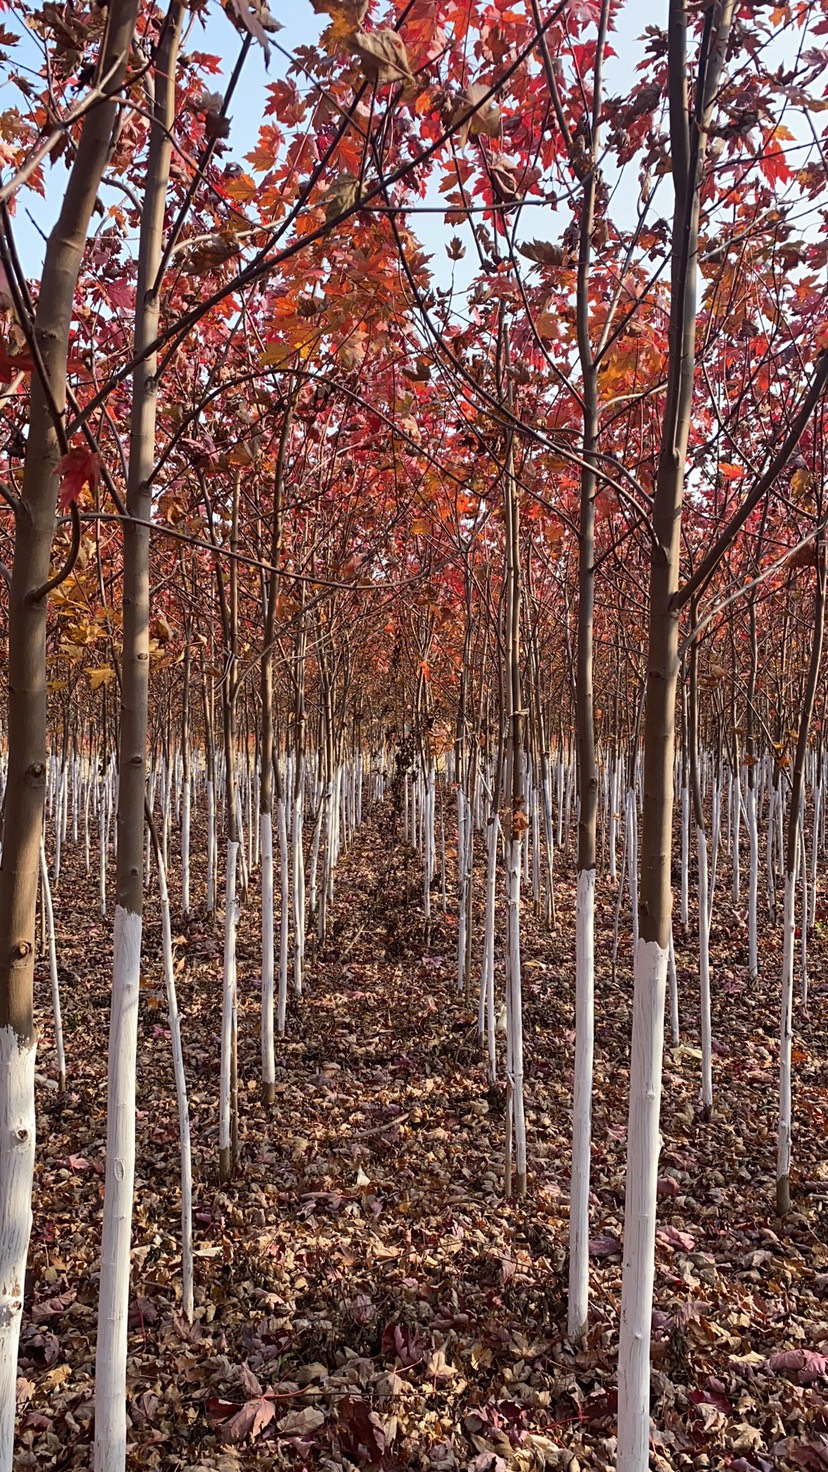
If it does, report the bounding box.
[568,0,609,1338]
[181,643,191,920]
[502,409,526,1198]
[0,7,139,1458]
[688,631,713,1119]
[617,6,735,1467]
[218,472,242,1183]
[95,13,183,1470]
[777,534,826,1216]
[260,400,291,1103]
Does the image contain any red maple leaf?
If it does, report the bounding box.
[56,448,101,510]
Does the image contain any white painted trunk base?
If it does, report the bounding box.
[617,937,668,1472]
[568,869,595,1341]
[293,789,305,998]
[747,782,758,979]
[479,813,500,1083]
[156,859,194,1321]
[696,826,713,1115]
[219,842,239,1168]
[181,778,191,916]
[680,786,689,928]
[777,865,797,1210]
[94,907,141,1472]
[40,837,66,1089]
[506,835,526,1192]
[0,1027,36,1472]
[260,815,275,1092]
[206,780,216,914]
[277,796,290,1034]
[667,922,679,1046]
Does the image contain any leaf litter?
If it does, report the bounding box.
[21,799,828,1471]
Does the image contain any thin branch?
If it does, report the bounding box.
[681,509,828,659]
[675,351,828,610]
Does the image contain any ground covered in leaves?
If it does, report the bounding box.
[21,799,828,1471]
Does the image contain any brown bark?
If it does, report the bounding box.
[777,534,827,1216]
[116,2,184,919]
[0,0,140,1041]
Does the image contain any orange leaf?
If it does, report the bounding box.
[224,172,258,204]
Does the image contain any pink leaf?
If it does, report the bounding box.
[589,1234,620,1258]
[56,449,100,511]
[657,1225,695,1253]
[220,1396,276,1444]
[767,1349,828,1384]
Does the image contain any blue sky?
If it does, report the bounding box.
[6,4,809,301]
[7,3,298,273]
[10,0,646,286]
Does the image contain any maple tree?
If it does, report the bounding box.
[2,1,828,1471]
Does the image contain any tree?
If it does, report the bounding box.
[0,4,140,1459]
[94,11,185,1467]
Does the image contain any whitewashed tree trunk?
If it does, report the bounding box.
[277,794,290,1034]
[161,761,171,877]
[247,763,255,873]
[456,786,466,987]
[709,771,721,914]
[608,757,619,884]
[98,776,108,918]
[810,777,821,930]
[439,790,447,913]
[564,758,575,855]
[541,759,555,924]
[767,782,777,923]
[680,782,689,927]
[568,867,595,1342]
[423,764,434,927]
[53,766,63,889]
[71,757,79,847]
[697,825,713,1118]
[260,813,274,1101]
[0,1028,36,1472]
[39,838,65,1090]
[181,772,191,918]
[309,793,324,934]
[506,830,526,1194]
[144,767,156,887]
[479,811,499,1083]
[206,779,216,916]
[531,787,541,910]
[799,814,808,1006]
[155,854,193,1321]
[667,922,679,1045]
[94,908,141,1472]
[616,937,667,1472]
[84,763,92,874]
[293,784,305,997]
[235,787,249,899]
[746,774,759,978]
[731,770,740,904]
[218,842,239,1181]
[776,856,798,1214]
